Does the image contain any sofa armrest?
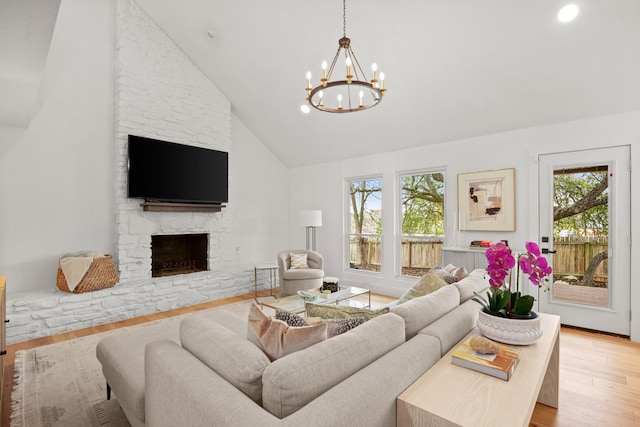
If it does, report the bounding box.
[145,340,280,427]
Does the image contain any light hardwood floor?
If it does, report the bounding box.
[2,290,639,427]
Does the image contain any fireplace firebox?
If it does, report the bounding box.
[151,234,208,277]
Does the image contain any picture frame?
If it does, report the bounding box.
[457,168,515,231]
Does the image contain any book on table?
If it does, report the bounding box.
[451,335,520,381]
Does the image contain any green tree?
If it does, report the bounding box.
[401,172,444,235]
[553,170,608,287]
[553,171,608,236]
[350,179,381,267]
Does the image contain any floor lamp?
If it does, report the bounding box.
[301,210,322,251]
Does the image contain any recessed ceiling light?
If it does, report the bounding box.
[557,4,579,23]
[300,105,310,114]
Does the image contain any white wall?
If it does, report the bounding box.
[0,0,290,299]
[229,114,289,265]
[0,0,115,294]
[289,111,640,341]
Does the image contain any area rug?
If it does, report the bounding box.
[10,300,254,427]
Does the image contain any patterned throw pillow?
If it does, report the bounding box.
[289,253,309,269]
[305,303,389,321]
[430,268,459,284]
[275,309,308,327]
[321,318,364,337]
[277,311,364,337]
[397,270,449,304]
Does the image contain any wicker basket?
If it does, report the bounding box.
[56,254,118,293]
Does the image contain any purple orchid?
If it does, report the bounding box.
[485,242,515,288]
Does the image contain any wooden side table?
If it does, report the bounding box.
[254,263,278,303]
[397,313,560,427]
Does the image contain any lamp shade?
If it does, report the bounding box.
[300,210,322,227]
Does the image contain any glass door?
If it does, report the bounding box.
[538,146,630,335]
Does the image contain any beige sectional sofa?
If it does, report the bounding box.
[96,269,489,427]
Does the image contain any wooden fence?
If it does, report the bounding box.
[349,236,608,281]
[552,240,608,280]
[349,238,442,268]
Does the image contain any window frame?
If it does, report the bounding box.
[344,174,384,275]
[396,167,446,279]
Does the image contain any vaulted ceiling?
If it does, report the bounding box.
[3,1,640,168]
[135,0,640,168]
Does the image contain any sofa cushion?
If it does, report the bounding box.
[453,268,490,303]
[418,299,482,356]
[96,320,181,426]
[262,313,406,418]
[305,302,389,321]
[397,270,449,304]
[247,303,327,361]
[390,285,460,339]
[180,314,270,404]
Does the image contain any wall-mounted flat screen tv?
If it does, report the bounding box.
[127,135,228,204]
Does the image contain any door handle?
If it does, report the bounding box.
[541,248,557,254]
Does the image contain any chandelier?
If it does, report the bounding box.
[304,0,386,113]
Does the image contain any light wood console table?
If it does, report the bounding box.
[397,313,560,427]
[0,276,5,423]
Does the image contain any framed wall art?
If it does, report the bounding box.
[457,168,515,231]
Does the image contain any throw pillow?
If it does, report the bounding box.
[452,266,469,280]
[397,270,448,304]
[442,263,458,274]
[305,303,389,321]
[289,253,309,269]
[306,316,365,337]
[430,268,460,284]
[277,311,364,338]
[247,303,327,361]
[275,309,308,327]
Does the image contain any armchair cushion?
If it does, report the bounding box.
[289,253,309,269]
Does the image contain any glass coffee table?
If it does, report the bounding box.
[260,286,371,315]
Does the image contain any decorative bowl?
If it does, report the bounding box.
[477,309,543,345]
[297,290,317,302]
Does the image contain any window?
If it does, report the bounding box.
[399,170,445,277]
[347,177,382,273]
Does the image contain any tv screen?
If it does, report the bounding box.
[127,135,228,204]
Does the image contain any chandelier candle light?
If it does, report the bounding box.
[304,0,386,113]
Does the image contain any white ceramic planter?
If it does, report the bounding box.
[477,309,543,345]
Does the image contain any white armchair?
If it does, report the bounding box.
[277,250,324,296]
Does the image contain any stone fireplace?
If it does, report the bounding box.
[151,234,209,277]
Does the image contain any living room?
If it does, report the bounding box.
[0,0,639,425]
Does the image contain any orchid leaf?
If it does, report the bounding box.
[513,294,535,315]
[497,289,511,311]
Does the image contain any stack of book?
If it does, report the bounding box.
[469,240,492,249]
[451,335,520,380]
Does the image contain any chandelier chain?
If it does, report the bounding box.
[343,0,347,37]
